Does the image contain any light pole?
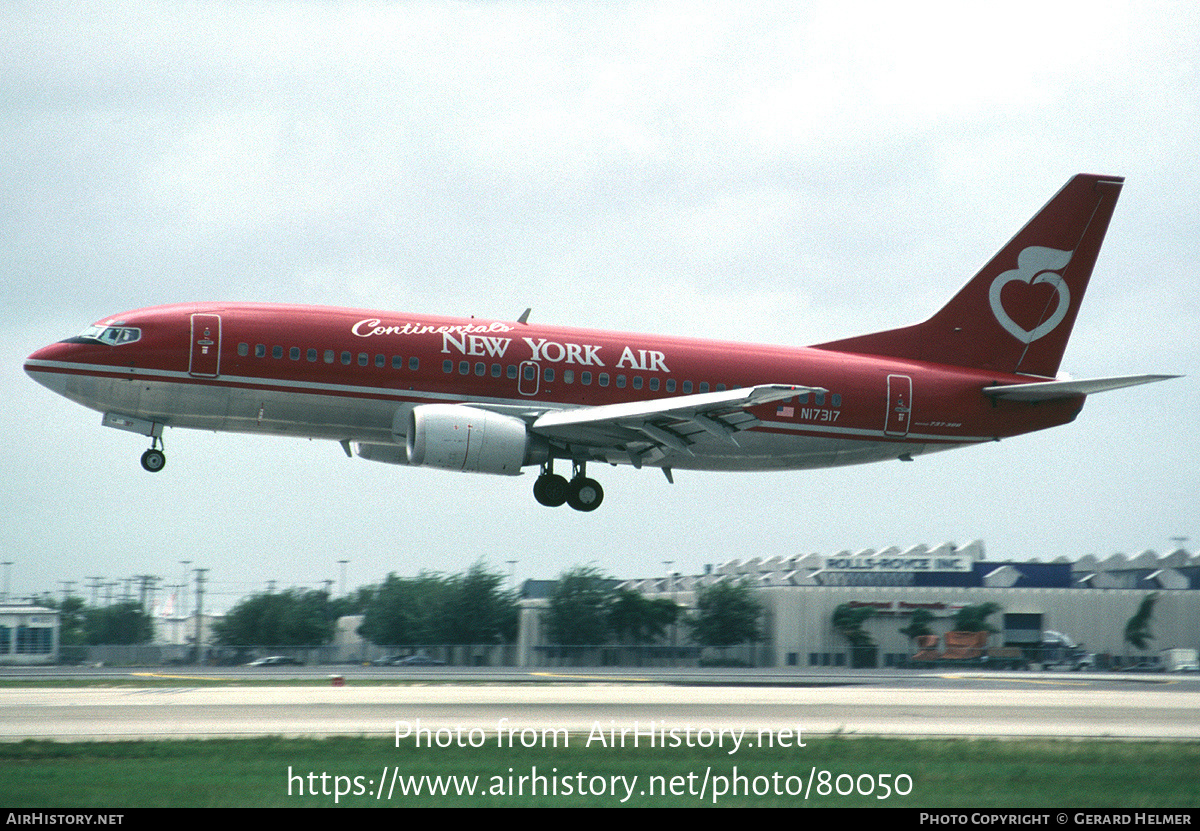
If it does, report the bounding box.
[179,561,191,618]
[193,568,208,665]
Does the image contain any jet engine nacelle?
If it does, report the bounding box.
[406,404,547,475]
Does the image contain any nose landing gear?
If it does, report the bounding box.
[533,459,603,512]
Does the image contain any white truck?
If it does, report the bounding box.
[1160,648,1199,672]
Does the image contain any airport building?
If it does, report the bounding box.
[516,542,1200,669]
[0,604,59,665]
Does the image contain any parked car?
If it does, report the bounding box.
[370,653,445,666]
[371,653,445,666]
[396,654,445,666]
[246,655,303,666]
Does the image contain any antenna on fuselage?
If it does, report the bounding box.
[517,308,531,325]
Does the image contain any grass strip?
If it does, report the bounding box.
[2,735,1198,808]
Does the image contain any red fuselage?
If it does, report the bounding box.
[25,302,1082,471]
[30,176,1149,511]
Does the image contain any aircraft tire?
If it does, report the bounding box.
[140,449,166,473]
[534,474,569,507]
[566,477,603,512]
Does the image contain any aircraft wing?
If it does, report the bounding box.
[983,374,1180,402]
[531,383,823,466]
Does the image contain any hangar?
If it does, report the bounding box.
[516,542,1200,669]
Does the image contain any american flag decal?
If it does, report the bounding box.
[776,405,794,417]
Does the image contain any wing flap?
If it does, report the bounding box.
[532,383,822,459]
[533,383,820,430]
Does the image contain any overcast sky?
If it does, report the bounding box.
[3,1,1197,612]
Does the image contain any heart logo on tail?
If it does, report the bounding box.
[989,246,1074,343]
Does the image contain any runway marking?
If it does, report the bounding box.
[131,672,231,682]
[529,671,652,683]
[940,672,1183,687]
[940,673,1091,686]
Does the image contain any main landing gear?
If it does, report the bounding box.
[533,460,603,512]
[140,436,166,473]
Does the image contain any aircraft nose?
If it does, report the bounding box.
[25,341,74,394]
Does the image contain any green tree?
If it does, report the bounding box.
[952,602,1002,633]
[833,603,879,669]
[1124,593,1157,651]
[544,566,615,646]
[327,585,377,620]
[36,594,87,646]
[358,572,454,645]
[899,608,935,642]
[84,601,153,645]
[833,603,876,647]
[357,564,519,647]
[688,580,762,648]
[608,589,680,644]
[442,562,519,644]
[213,588,335,646]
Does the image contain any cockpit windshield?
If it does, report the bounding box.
[70,324,142,346]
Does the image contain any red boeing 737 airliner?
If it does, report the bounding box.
[25,174,1176,511]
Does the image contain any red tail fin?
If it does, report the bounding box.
[814,174,1124,377]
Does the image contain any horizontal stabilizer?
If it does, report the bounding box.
[983,374,1180,402]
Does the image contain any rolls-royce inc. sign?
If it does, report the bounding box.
[822,556,973,573]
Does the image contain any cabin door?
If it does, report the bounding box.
[189,313,222,378]
[884,374,912,437]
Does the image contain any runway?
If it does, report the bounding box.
[3,670,1197,742]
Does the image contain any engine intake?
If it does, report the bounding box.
[406,405,547,475]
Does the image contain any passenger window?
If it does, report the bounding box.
[616,375,626,388]
[341,351,351,365]
[375,354,385,367]
[358,353,368,367]
[491,363,502,378]
[832,394,842,407]
[581,371,592,385]
[544,368,554,382]
[459,361,469,375]
[666,379,676,393]
[324,350,335,364]
[273,346,283,359]
[523,365,535,381]
[475,362,486,376]
[683,381,693,393]
[443,360,453,373]
[716,383,726,392]
[649,378,660,391]
[392,356,403,369]
[633,376,643,390]
[815,392,825,406]
[506,364,517,379]
[699,382,709,393]
[563,369,574,384]
[238,343,249,356]
[256,344,266,358]
[599,373,610,387]
[308,349,318,362]
[409,357,420,371]
[290,347,301,360]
